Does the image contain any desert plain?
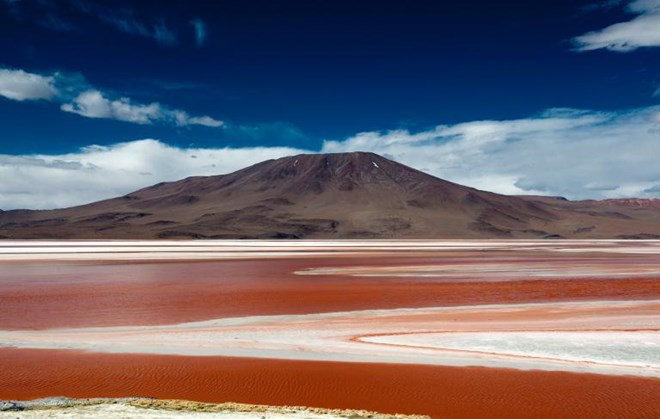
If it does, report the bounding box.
[1,240,660,418]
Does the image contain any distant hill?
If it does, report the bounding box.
[1,152,659,239]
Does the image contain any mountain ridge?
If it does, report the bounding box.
[1,151,659,239]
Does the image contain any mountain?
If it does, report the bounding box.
[1,152,659,239]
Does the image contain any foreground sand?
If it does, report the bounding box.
[0,405,369,419]
[0,398,426,419]
[1,240,659,418]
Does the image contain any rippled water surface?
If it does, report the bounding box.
[1,240,659,418]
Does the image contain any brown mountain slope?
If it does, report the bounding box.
[0,152,659,239]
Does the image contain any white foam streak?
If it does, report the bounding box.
[1,240,659,261]
[2,299,659,378]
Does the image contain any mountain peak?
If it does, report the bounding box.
[257,151,396,175]
[223,151,449,197]
[1,152,659,239]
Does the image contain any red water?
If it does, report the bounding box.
[2,348,660,419]
[1,256,659,330]
[1,250,660,418]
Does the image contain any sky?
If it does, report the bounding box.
[1,0,660,209]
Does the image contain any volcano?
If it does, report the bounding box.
[1,152,659,239]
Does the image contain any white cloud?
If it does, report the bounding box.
[59,90,222,127]
[2,107,660,210]
[61,90,224,128]
[322,106,660,200]
[1,67,224,127]
[0,68,58,101]
[187,116,223,128]
[172,110,224,128]
[61,90,162,124]
[0,140,305,210]
[574,0,660,51]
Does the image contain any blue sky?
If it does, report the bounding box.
[1,0,659,209]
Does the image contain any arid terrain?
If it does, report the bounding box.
[1,240,659,419]
[1,152,659,239]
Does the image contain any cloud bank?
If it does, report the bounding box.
[323,106,660,199]
[574,0,660,51]
[0,68,223,127]
[0,140,304,210]
[1,106,659,210]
